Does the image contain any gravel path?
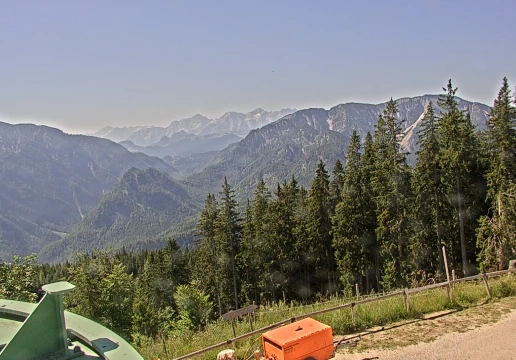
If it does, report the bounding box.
[335,301,516,360]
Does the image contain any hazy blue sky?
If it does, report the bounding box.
[1,0,515,133]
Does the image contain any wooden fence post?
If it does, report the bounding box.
[482,274,492,299]
[231,319,236,338]
[249,313,254,331]
[222,305,258,336]
[443,246,453,302]
[403,288,410,313]
[355,283,360,301]
[451,270,456,291]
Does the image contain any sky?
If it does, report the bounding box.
[1,0,515,134]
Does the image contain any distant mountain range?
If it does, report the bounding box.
[0,96,491,262]
[186,95,490,198]
[91,108,296,161]
[92,108,296,145]
[0,122,178,260]
[119,131,242,159]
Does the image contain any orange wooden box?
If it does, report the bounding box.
[261,318,333,360]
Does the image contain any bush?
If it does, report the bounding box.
[174,283,213,330]
[0,254,39,302]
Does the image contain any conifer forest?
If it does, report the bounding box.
[1,78,516,342]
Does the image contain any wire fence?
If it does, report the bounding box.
[174,267,516,360]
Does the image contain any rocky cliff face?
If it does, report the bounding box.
[187,95,490,199]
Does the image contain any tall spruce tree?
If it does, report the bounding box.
[240,179,271,304]
[477,77,516,270]
[306,160,335,293]
[411,103,446,277]
[216,177,242,310]
[162,238,189,289]
[329,159,345,216]
[240,200,256,304]
[372,99,412,290]
[132,255,159,336]
[437,80,480,276]
[332,130,364,290]
[361,132,378,292]
[259,183,283,303]
[293,184,312,300]
[193,193,222,315]
[264,177,300,302]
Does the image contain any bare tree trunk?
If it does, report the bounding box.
[435,187,445,278]
[365,265,370,294]
[216,282,222,317]
[326,248,332,293]
[375,247,381,292]
[456,175,468,276]
[231,251,238,309]
[210,239,222,316]
[271,274,276,303]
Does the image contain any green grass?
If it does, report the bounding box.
[137,274,516,360]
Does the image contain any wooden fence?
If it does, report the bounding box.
[174,267,516,360]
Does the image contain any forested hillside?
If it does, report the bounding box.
[0,93,490,261]
[188,78,515,315]
[0,123,177,260]
[186,95,489,201]
[119,132,242,159]
[39,167,199,263]
[2,78,513,347]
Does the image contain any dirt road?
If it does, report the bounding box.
[335,297,516,360]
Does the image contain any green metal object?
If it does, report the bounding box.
[0,281,143,360]
[0,282,74,359]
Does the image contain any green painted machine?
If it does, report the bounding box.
[0,281,143,360]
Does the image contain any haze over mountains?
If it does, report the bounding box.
[39,167,198,263]
[118,132,242,159]
[0,96,491,262]
[93,108,296,142]
[0,122,178,260]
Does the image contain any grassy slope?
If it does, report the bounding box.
[137,275,516,360]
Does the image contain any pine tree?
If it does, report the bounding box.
[258,183,283,303]
[372,99,412,290]
[437,80,481,276]
[132,255,159,336]
[477,77,516,270]
[250,179,272,303]
[263,177,300,302]
[280,176,301,300]
[216,177,242,310]
[361,132,378,292]
[162,238,190,288]
[411,103,446,277]
[332,130,364,290]
[293,184,312,300]
[306,160,335,294]
[329,159,345,216]
[240,180,272,305]
[193,193,222,315]
[240,200,256,304]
